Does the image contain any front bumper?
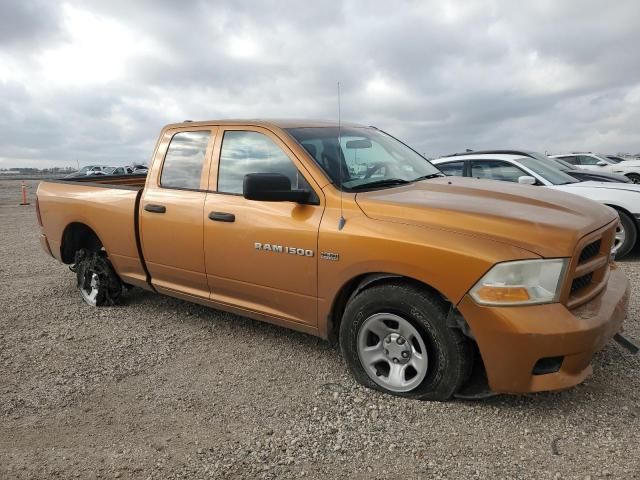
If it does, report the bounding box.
[457,264,630,394]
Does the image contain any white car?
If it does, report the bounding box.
[81,165,110,176]
[551,153,640,184]
[433,150,640,258]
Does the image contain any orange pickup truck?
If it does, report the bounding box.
[36,120,632,400]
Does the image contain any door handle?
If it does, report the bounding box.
[144,204,166,213]
[209,211,235,222]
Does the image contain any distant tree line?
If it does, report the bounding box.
[0,167,76,174]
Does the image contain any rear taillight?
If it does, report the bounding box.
[36,197,43,226]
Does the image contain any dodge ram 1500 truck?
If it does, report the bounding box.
[36,120,631,400]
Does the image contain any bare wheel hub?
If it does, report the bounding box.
[383,333,412,364]
[357,312,429,392]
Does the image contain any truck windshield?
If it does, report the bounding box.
[286,127,442,190]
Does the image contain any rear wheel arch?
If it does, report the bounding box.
[60,222,103,264]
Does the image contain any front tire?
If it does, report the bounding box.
[339,282,472,400]
[74,249,123,306]
[613,210,638,259]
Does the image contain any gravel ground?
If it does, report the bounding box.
[1,179,639,479]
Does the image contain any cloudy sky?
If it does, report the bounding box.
[1,0,639,168]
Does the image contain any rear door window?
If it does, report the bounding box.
[161,131,211,190]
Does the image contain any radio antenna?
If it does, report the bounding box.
[337,81,346,230]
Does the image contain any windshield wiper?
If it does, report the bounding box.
[349,178,410,190]
[412,173,445,182]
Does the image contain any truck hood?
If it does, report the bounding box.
[355,177,617,258]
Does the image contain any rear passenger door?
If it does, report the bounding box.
[203,126,324,327]
[140,127,217,298]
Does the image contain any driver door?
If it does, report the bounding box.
[203,126,324,327]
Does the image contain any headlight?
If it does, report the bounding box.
[470,259,569,306]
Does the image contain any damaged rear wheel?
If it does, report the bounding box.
[73,249,123,306]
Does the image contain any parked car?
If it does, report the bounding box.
[547,157,631,183]
[85,166,109,176]
[130,164,149,174]
[433,150,640,258]
[101,167,130,176]
[64,165,107,177]
[551,153,640,184]
[36,120,630,400]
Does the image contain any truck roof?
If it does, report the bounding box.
[163,119,366,129]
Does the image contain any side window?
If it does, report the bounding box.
[438,161,465,177]
[161,131,211,189]
[218,130,308,194]
[471,160,528,183]
[579,155,601,165]
[559,156,578,165]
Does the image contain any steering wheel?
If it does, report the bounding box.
[364,162,390,179]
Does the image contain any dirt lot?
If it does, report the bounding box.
[1,179,639,479]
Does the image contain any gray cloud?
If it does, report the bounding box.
[0,0,64,48]
[1,0,639,168]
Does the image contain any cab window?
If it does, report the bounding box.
[218,130,310,194]
[161,131,211,190]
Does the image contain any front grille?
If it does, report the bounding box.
[579,239,601,263]
[565,223,615,309]
[571,272,593,295]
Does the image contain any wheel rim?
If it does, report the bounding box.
[357,313,429,392]
[629,175,640,184]
[80,272,100,306]
[613,221,626,255]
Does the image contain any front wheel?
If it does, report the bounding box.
[613,210,638,259]
[74,249,123,306]
[339,282,472,400]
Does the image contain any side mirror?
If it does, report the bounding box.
[596,161,608,166]
[243,173,310,203]
[518,175,536,185]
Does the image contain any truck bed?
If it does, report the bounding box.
[37,176,149,288]
[56,173,147,189]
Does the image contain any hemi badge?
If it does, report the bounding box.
[320,252,340,261]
